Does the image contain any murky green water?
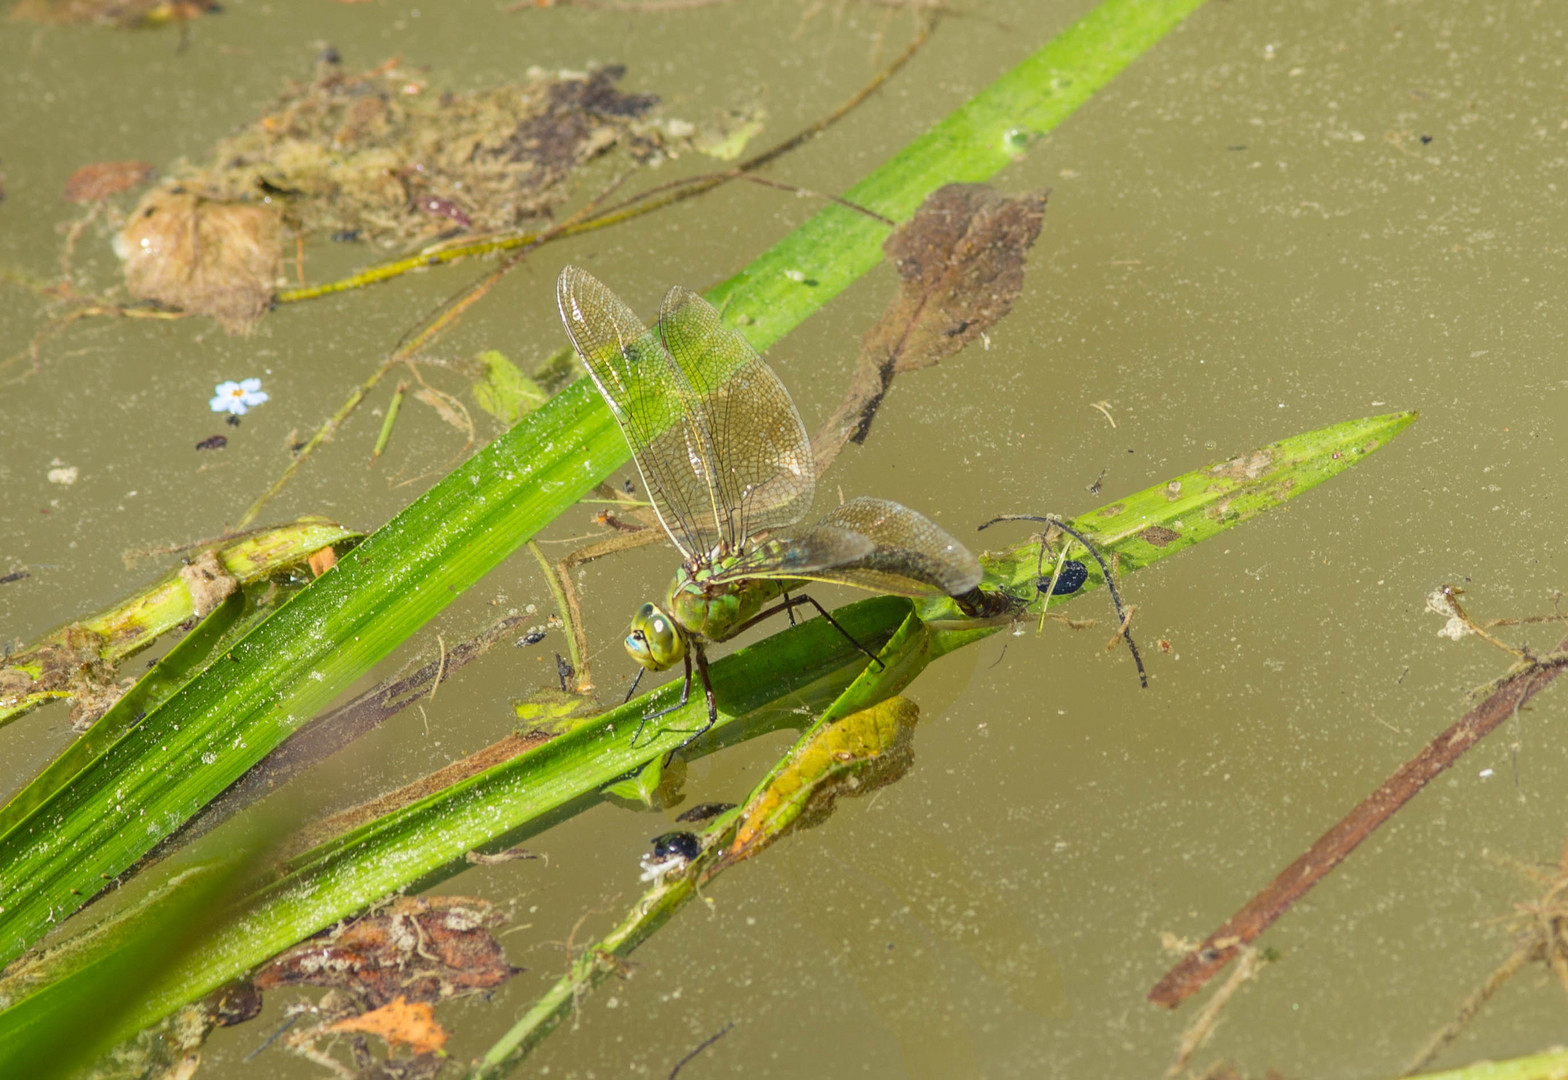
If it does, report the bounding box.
[3,0,1567,1076]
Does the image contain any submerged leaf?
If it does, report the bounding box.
[814,184,1048,470]
[691,105,767,161]
[472,349,548,422]
[9,0,216,26]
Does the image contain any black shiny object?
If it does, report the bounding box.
[650,831,701,861]
[1039,559,1088,596]
[520,631,546,646]
[676,802,736,823]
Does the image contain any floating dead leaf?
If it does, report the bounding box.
[724,696,919,864]
[9,0,217,27]
[62,159,155,203]
[254,896,519,1008]
[814,184,1049,472]
[114,188,281,334]
[328,995,448,1055]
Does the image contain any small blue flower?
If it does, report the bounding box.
[211,378,269,415]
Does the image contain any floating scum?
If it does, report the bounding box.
[556,266,1017,750]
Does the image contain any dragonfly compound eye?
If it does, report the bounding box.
[626,602,684,672]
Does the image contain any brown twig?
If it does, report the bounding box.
[1147,630,1568,1009]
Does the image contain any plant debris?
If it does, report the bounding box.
[114,188,282,333]
[326,995,448,1055]
[9,0,217,28]
[255,897,517,1077]
[254,896,519,1008]
[813,183,1049,473]
[113,56,673,331]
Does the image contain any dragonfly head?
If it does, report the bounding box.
[627,602,685,672]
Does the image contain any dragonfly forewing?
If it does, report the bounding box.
[557,267,721,560]
[658,286,815,553]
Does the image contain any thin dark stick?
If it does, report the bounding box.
[979,514,1147,688]
[735,174,895,225]
[1147,633,1568,1009]
[668,1020,736,1080]
[244,1013,301,1062]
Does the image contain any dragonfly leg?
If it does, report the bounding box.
[667,647,720,759]
[631,652,692,748]
[732,594,886,671]
[622,667,646,704]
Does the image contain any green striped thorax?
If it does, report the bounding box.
[623,558,794,673]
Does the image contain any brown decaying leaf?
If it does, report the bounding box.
[62,159,156,202]
[254,896,519,1008]
[308,545,338,577]
[327,995,448,1055]
[114,188,281,334]
[813,183,1049,474]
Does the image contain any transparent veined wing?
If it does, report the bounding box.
[710,496,983,598]
[557,266,721,561]
[657,286,815,554]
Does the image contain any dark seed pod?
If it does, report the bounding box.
[649,831,701,861]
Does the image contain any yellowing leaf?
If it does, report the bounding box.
[727,696,919,861]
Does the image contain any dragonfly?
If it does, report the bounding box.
[556,266,1014,749]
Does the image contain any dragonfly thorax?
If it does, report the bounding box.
[665,565,784,647]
